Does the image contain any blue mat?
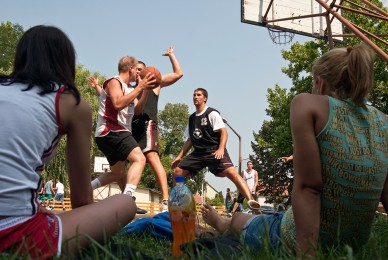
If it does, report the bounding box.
[119,212,173,240]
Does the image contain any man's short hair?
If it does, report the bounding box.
[118,56,138,73]
[194,88,208,100]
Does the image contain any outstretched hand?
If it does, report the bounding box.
[162,45,174,56]
[171,157,181,169]
[281,155,293,163]
[88,76,99,89]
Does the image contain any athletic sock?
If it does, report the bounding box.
[123,184,137,197]
[91,179,101,189]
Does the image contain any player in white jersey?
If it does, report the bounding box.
[90,56,157,215]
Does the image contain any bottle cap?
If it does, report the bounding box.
[175,176,184,183]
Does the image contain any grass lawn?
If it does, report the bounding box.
[1,213,387,259]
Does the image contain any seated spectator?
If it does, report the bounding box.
[200,44,388,258]
[0,25,136,258]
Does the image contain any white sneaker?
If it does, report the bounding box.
[160,199,168,212]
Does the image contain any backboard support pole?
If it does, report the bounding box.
[316,0,388,62]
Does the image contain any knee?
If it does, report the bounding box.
[133,153,146,165]
[139,154,146,165]
[229,212,245,233]
[115,194,137,222]
[146,152,159,163]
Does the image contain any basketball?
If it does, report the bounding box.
[138,66,162,87]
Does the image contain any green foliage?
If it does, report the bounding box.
[184,170,206,196]
[0,21,24,72]
[158,102,190,157]
[206,191,225,206]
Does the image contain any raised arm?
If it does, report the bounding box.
[88,76,102,96]
[290,94,323,257]
[160,46,183,89]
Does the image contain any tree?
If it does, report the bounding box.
[207,191,225,206]
[158,103,190,157]
[0,21,23,72]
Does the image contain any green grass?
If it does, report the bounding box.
[1,214,387,259]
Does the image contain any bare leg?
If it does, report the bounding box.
[125,147,146,187]
[117,174,127,193]
[97,161,126,187]
[222,167,252,200]
[229,212,257,236]
[146,151,168,200]
[230,201,240,214]
[201,203,231,234]
[59,194,135,255]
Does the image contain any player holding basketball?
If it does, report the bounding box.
[90,56,157,213]
[171,88,253,203]
[89,46,183,212]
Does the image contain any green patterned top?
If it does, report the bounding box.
[281,96,388,250]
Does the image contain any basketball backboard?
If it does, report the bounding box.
[242,0,344,42]
[241,0,388,61]
[93,156,110,173]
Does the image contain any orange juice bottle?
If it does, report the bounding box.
[169,176,196,257]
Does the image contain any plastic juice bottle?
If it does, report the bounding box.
[169,176,196,257]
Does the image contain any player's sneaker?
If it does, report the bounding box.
[160,199,168,212]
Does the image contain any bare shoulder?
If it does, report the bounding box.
[59,92,92,133]
[291,93,329,134]
[291,93,326,107]
[291,93,328,115]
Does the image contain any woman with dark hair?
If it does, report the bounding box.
[200,44,387,257]
[0,25,136,258]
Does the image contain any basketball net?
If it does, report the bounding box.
[267,27,295,45]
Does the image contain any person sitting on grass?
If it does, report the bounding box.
[0,25,136,258]
[200,44,388,258]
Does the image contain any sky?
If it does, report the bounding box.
[1,0,386,195]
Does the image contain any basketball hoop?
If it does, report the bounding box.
[267,27,295,45]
